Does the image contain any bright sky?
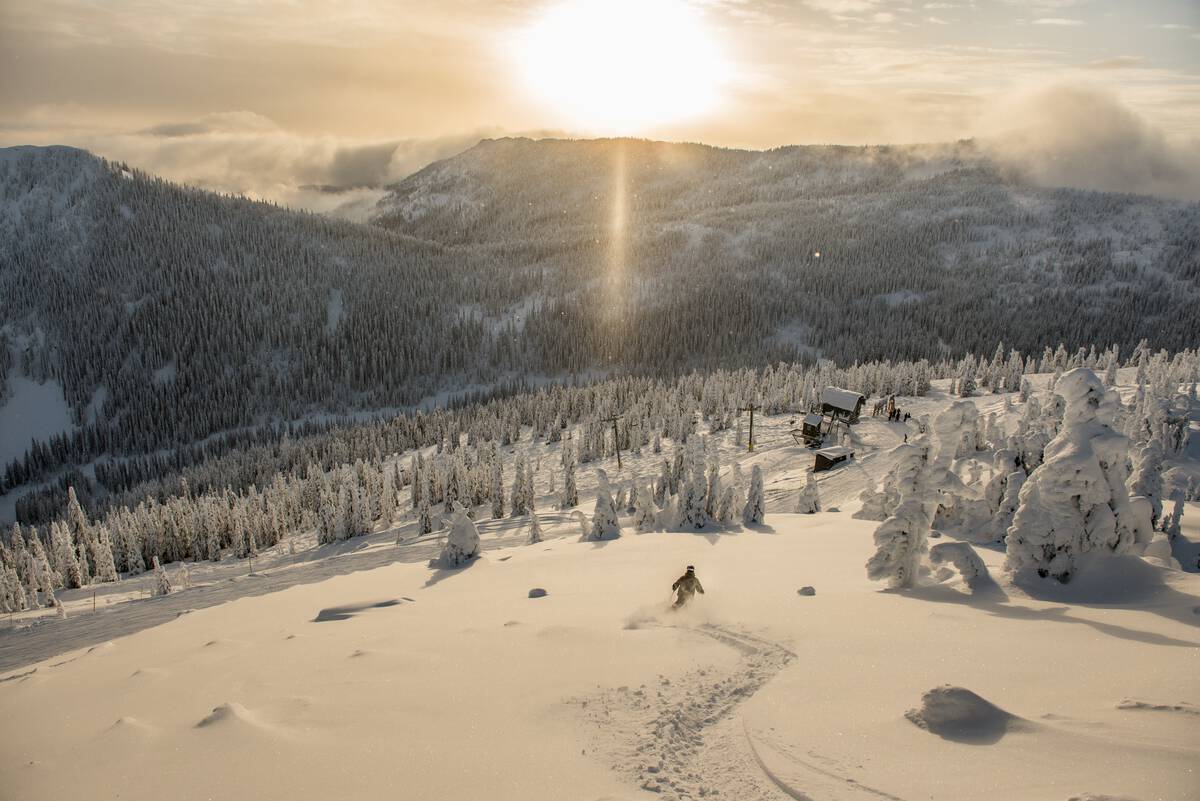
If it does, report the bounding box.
[2,0,1197,207]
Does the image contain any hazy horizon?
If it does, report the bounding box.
[3,0,1199,212]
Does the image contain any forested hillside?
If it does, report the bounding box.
[377,137,1200,362]
[1,140,1198,487]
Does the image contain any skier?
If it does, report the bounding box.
[671,565,705,608]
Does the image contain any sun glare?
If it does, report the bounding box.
[513,0,729,133]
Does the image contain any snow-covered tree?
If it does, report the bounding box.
[379,468,397,524]
[1164,494,1184,540]
[489,455,504,519]
[795,472,820,514]
[1128,440,1164,529]
[438,503,480,567]
[679,467,709,529]
[90,524,119,583]
[510,458,530,517]
[588,471,621,541]
[984,470,1025,544]
[560,449,578,509]
[528,510,543,545]
[151,556,172,597]
[853,486,889,521]
[1005,368,1151,583]
[742,465,765,526]
[634,484,658,532]
[51,521,83,589]
[865,498,931,589]
[417,491,434,536]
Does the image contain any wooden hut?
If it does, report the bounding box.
[820,387,866,423]
[814,446,854,472]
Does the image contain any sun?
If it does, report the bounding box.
[512,0,729,133]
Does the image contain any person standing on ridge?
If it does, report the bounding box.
[672,565,705,608]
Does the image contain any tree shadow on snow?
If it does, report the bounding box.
[422,554,481,589]
[895,569,1200,650]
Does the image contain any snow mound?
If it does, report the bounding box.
[1066,795,1142,801]
[108,716,155,736]
[195,702,264,729]
[1116,698,1199,716]
[905,685,1027,744]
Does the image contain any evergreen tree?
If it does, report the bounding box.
[795,472,821,514]
[151,556,172,597]
[742,465,765,526]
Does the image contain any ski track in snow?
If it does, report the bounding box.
[577,622,800,800]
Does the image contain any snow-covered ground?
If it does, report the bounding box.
[1,376,1197,800]
[2,509,1196,801]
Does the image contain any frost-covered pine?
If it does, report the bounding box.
[528,510,543,545]
[1128,440,1164,529]
[560,449,578,509]
[715,485,737,524]
[490,456,504,519]
[151,556,172,597]
[634,485,658,532]
[417,492,434,536]
[204,513,221,562]
[1005,368,1150,583]
[379,469,397,523]
[1164,494,1184,539]
[51,521,83,589]
[589,474,622,541]
[742,465,765,526]
[91,525,119,583]
[865,498,931,589]
[178,560,191,589]
[853,486,889,521]
[795,472,820,514]
[984,471,1025,544]
[705,462,720,519]
[680,467,709,530]
[510,458,529,517]
[956,357,976,397]
[654,460,670,506]
[28,532,56,606]
[627,483,641,515]
[438,503,480,567]
[1,564,26,613]
[865,430,940,588]
[522,462,535,512]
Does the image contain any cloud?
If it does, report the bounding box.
[981,85,1200,201]
[1083,56,1144,70]
[0,109,567,220]
[141,111,281,138]
[1031,17,1085,26]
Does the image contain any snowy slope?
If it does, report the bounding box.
[2,373,1197,800]
[1,512,1196,801]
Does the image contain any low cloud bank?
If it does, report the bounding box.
[981,86,1200,201]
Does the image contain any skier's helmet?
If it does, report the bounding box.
[686,565,695,573]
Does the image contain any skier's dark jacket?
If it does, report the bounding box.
[672,571,705,597]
